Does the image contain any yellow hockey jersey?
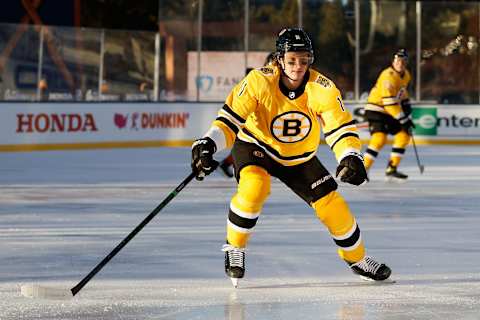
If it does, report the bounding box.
[210,65,361,166]
[366,66,411,120]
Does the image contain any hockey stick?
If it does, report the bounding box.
[410,133,424,174]
[21,171,197,299]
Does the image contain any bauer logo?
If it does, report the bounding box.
[412,108,437,136]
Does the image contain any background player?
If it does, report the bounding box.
[363,49,415,181]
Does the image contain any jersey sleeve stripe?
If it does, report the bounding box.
[323,120,357,138]
[328,132,360,150]
[324,123,358,147]
[218,110,244,128]
[366,102,383,107]
[222,104,246,124]
[382,97,399,105]
[216,117,239,134]
[365,103,385,113]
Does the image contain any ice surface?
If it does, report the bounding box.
[1,145,480,319]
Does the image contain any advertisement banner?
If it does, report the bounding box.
[187,51,270,101]
[412,107,437,136]
[346,103,480,142]
[0,102,220,151]
[413,105,480,137]
[2,102,480,152]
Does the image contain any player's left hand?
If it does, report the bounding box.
[400,117,415,134]
[401,100,412,116]
[336,153,368,186]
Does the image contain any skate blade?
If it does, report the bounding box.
[359,276,396,284]
[230,278,239,288]
[385,176,407,183]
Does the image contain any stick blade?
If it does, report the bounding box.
[20,284,73,300]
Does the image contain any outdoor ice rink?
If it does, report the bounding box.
[1,145,479,319]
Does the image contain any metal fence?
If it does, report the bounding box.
[0,1,478,104]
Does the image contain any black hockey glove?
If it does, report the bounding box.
[401,99,412,116]
[191,137,218,181]
[336,153,368,186]
[400,117,415,134]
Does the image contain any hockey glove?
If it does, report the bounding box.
[336,153,368,186]
[191,137,219,181]
[400,117,415,134]
[401,99,412,116]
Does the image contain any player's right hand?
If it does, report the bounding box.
[191,137,218,181]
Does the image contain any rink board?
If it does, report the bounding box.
[0,102,479,151]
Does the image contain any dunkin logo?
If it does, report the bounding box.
[114,112,189,130]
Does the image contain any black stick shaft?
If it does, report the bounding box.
[70,171,197,296]
[411,133,424,174]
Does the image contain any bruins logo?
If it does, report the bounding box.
[315,75,331,88]
[259,67,274,75]
[270,111,312,143]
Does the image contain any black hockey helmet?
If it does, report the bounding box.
[394,48,408,60]
[275,27,314,64]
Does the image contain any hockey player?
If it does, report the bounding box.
[191,28,391,287]
[218,52,278,178]
[363,49,415,181]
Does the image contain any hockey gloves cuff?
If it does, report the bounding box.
[400,116,415,134]
[191,137,219,181]
[336,153,368,186]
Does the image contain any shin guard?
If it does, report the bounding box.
[312,191,365,263]
[389,130,410,167]
[364,132,387,170]
[227,165,270,248]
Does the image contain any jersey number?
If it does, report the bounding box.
[337,97,345,112]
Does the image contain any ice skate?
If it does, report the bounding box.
[349,256,392,281]
[222,244,245,288]
[385,163,407,182]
